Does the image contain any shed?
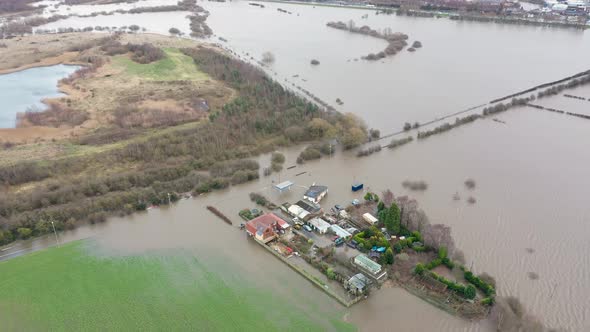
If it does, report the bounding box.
[309,218,331,234]
[362,213,379,225]
[330,224,352,239]
[288,205,310,220]
[296,199,321,214]
[346,273,370,294]
[273,180,294,192]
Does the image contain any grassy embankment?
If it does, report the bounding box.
[0,241,355,331]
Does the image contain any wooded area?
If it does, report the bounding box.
[0,45,369,246]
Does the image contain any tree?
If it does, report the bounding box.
[261,51,275,64]
[17,227,32,239]
[377,201,385,212]
[364,192,373,201]
[384,248,394,264]
[129,25,140,32]
[464,285,476,299]
[380,202,400,235]
[438,246,447,259]
[271,152,285,164]
[169,27,181,35]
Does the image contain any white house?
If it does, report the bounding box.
[303,185,328,204]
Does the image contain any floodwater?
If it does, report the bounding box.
[14,1,590,331]
[0,64,79,128]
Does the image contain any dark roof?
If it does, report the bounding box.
[304,185,328,199]
[296,199,321,213]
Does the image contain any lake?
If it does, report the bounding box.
[17,1,590,331]
[0,64,79,128]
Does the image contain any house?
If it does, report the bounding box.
[288,204,310,221]
[303,185,328,204]
[245,213,288,243]
[362,213,379,225]
[354,254,387,280]
[295,199,321,214]
[308,217,331,234]
[330,224,352,240]
[345,273,370,295]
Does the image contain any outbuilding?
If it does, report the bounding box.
[362,213,379,225]
[330,224,352,240]
[308,217,331,234]
[303,185,328,204]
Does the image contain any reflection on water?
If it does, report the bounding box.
[0,64,79,128]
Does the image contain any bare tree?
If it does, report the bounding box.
[261,51,275,64]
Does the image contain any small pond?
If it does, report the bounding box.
[0,64,80,128]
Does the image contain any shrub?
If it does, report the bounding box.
[438,246,447,259]
[17,227,32,239]
[271,152,285,164]
[464,285,476,299]
[411,231,422,242]
[414,263,426,275]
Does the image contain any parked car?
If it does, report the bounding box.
[331,235,340,242]
[303,225,312,232]
[334,237,344,246]
[294,224,302,230]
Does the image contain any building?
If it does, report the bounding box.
[288,204,310,221]
[345,273,370,295]
[330,224,352,240]
[354,254,387,279]
[245,213,289,243]
[362,213,379,225]
[295,199,321,214]
[308,217,331,234]
[273,180,294,192]
[303,185,328,204]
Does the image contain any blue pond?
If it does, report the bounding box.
[0,64,80,128]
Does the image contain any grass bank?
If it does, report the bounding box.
[0,241,355,331]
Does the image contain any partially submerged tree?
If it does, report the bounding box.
[261,51,275,64]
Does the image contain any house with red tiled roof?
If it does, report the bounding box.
[245,213,290,243]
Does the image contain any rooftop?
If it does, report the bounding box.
[304,185,328,198]
[274,180,294,191]
[354,254,382,274]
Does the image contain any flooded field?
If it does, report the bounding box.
[0,64,79,128]
[5,1,590,331]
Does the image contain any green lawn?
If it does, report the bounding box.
[112,48,209,81]
[0,241,354,331]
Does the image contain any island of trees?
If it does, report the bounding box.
[326,21,409,61]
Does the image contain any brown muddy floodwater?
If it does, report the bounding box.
[10,87,590,331]
[21,1,590,330]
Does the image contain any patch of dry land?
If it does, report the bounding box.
[0,33,233,159]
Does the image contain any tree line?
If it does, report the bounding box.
[0,45,370,246]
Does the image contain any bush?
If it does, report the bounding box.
[438,246,447,259]
[271,152,285,164]
[411,231,422,242]
[414,263,426,275]
[17,227,32,239]
[463,285,476,299]
[464,271,495,297]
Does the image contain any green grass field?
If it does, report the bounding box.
[112,48,209,81]
[0,241,354,331]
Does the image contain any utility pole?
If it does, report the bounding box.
[50,220,60,247]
